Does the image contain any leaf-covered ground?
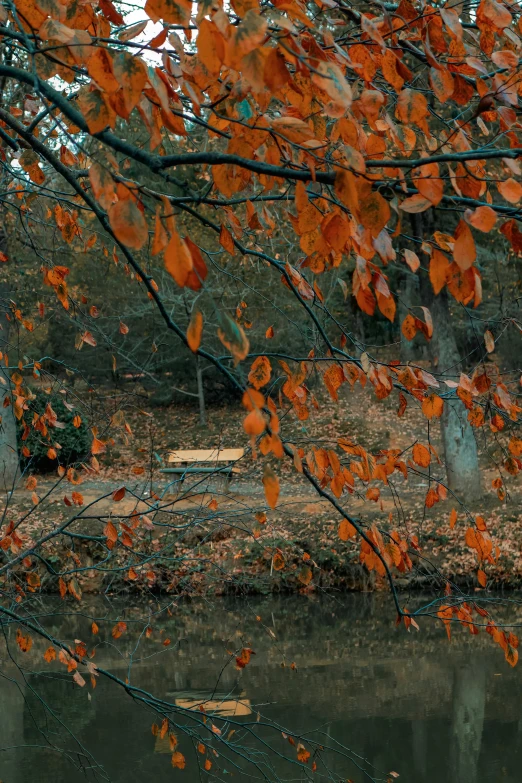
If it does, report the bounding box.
[11,381,522,596]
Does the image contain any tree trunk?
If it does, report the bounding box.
[347,290,365,354]
[410,213,481,503]
[0,226,19,491]
[428,287,482,503]
[196,356,206,426]
[398,268,427,364]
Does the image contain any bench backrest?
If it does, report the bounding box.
[167,448,244,464]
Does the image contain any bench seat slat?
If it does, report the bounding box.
[160,465,241,475]
[167,448,244,464]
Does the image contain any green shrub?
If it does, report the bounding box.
[18,392,90,473]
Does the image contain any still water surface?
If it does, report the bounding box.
[0,594,521,782]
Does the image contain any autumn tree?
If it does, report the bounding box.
[1,0,522,777]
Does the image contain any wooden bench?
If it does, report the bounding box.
[160,448,244,484]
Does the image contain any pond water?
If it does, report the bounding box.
[0,593,521,782]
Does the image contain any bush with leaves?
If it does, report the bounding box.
[18,392,90,474]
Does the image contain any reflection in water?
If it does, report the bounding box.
[173,696,251,716]
[0,594,521,782]
[450,664,486,783]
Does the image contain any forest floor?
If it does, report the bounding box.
[11,380,522,595]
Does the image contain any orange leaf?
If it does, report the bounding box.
[73,671,86,687]
[71,491,84,506]
[403,249,420,272]
[429,66,455,103]
[77,87,116,134]
[270,115,314,144]
[412,162,443,206]
[16,628,32,653]
[449,508,458,529]
[498,177,522,204]
[297,743,311,764]
[112,620,127,638]
[217,312,249,366]
[400,193,433,213]
[395,88,429,134]
[104,520,118,542]
[248,356,271,389]
[171,751,186,769]
[311,60,352,108]
[98,0,124,24]
[26,571,40,590]
[164,229,193,287]
[118,19,148,41]
[145,0,191,25]
[359,190,390,237]
[506,645,518,667]
[219,223,235,255]
[184,236,208,290]
[243,408,266,436]
[26,475,37,491]
[108,200,148,251]
[484,330,495,353]
[422,394,444,419]
[187,310,203,353]
[149,26,168,48]
[89,162,117,210]
[412,443,431,467]
[91,437,106,455]
[112,486,126,502]
[401,314,417,341]
[81,331,97,347]
[429,249,449,295]
[196,19,224,75]
[334,169,359,218]
[235,646,255,668]
[60,145,78,167]
[151,207,168,255]
[453,220,476,271]
[263,466,279,509]
[491,49,519,69]
[338,518,356,541]
[465,205,497,233]
[376,290,396,322]
[242,389,265,412]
